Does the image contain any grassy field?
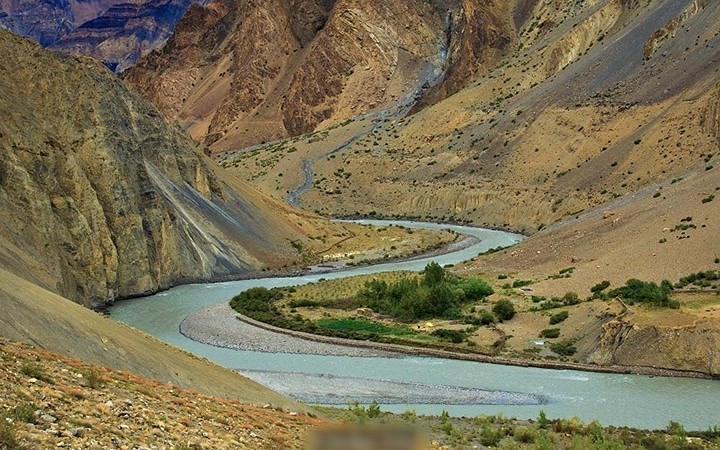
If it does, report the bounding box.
[315,318,417,336]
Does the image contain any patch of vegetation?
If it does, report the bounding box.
[9,401,36,424]
[590,280,610,294]
[675,270,720,289]
[549,311,569,325]
[20,362,52,383]
[550,339,577,356]
[288,298,324,308]
[530,292,581,310]
[0,421,21,450]
[492,299,516,321]
[230,287,320,333]
[539,328,561,339]
[511,279,533,288]
[80,368,104,389]
[316,318,416,338]
[318,406,720,450]
[608,279,679,308]
[431,328,469,344]
[356,263,493,322]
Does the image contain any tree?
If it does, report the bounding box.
[422,262,445,287]
[426,284,457,317]
[492,299,516,321]
[458,278,494,301]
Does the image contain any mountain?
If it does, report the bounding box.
[0,0,195,71]
[214,0,720,231]
[124,0,452,150]
[0,29,326,307]
[0,0,140,46]
[196,0,720,374]
[50,0,196,72]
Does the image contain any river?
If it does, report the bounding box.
[110,220,720,430]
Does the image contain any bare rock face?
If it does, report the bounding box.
[0,30,307,306]
[50,0,196,72]
[0,0,135,46]
[0,0,196,72]
[125,0,449,150]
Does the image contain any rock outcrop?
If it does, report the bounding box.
[587,318,720,376]
[0,30,314,306]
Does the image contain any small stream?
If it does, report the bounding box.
[110,220,720,430]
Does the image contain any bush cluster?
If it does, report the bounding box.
[357,262,493,322]
[608,279,678,308]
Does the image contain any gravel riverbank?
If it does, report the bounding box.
[180,303,398,357]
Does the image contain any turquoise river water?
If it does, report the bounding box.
[110,221,720,430]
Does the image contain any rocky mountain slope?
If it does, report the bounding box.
[0,29,329,307]
[0,0,133,46]
[240,0,720,231]
[124,0,456,151]
[0,0,195,71]
[0,267,309,411]
[201,0,720,374]
[50,0,196,72]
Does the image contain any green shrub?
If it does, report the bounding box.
[492,300,516,321]
[550,340,577,356]
[540,328,560,339]
[458,278,494,301]
[549,311,569,325]
[288,299,323,308]
[590,281,610,293]
[608,278,675,307]
[514,426,536,443]
[480,424,503,446]
[561,292,580,305]
[81,368,104,389]
[512,279,533,288]
[9,401,36,424]
[537,410,550,429]
[0,421,20,450]
[431,328,467,344]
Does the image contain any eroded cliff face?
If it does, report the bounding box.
[0,30,308,306]
[419,0,514,107]
[586,318,720,376]
[124,0,449,150]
